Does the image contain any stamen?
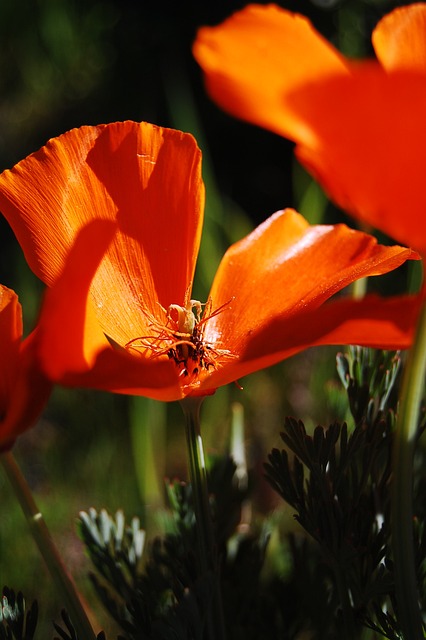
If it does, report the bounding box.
[124,297,235,381]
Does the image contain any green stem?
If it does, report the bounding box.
[180,397,226,640]
[1,451,97,640]
[391,298,426,640]
[351,276,367,300]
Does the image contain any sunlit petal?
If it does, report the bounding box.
[291,66,426,254]
[0,122,204,322]
[193,4,349,145]
[0,122,205,343]
[194,4,426,255]
[206,208,418,357]
[36,219,183,400]
[373,3,426,72]
[198,294,419,393]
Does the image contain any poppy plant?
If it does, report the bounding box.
[0,121,420,401]
[193,3,426,256]
[0,285,51,449]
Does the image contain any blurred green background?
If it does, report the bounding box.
[0,0,417,636]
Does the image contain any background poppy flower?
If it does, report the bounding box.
[193,3,426,256]
[0,285,51,449]
[0,121,419,401]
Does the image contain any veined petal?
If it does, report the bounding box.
[193,4,349,145]
[291,65,426,254]
[198,294,420,393]
[0,286,22,415]
[373,3,426,72]
[36,219,183,400]
[0,122,205,342]
[204,208,418,366]
[36,219,117,371]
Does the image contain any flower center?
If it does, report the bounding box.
[164,300,214,378]
[125,298,234,381]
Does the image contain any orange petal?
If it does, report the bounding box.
[0,331,52,450]
[373,3,426,72]
[36,219,183,400]
[36,219,118,371]
[0,287,52,450]
[291,64,426,254]
[194,6,426,255]
[0,122,205,338]
[193,4,349,145]
[198,293,419,393]
[203,209,418,387]
[0,286,22,415]
[54,349,184,402]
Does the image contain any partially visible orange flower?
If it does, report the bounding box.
[193,3,426,256]
[0,285,52,450]
[0,121,420,401]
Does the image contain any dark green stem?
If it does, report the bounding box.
[1,451,97,640]
[180,397,226,640]
[391,298,426,640]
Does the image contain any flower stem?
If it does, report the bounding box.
[180,397,226,640]
[1,450,97,640]
[391,298,426,640]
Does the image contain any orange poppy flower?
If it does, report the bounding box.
[0,285,52,449]
[0,121,420,401]
[193,3,426,256]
